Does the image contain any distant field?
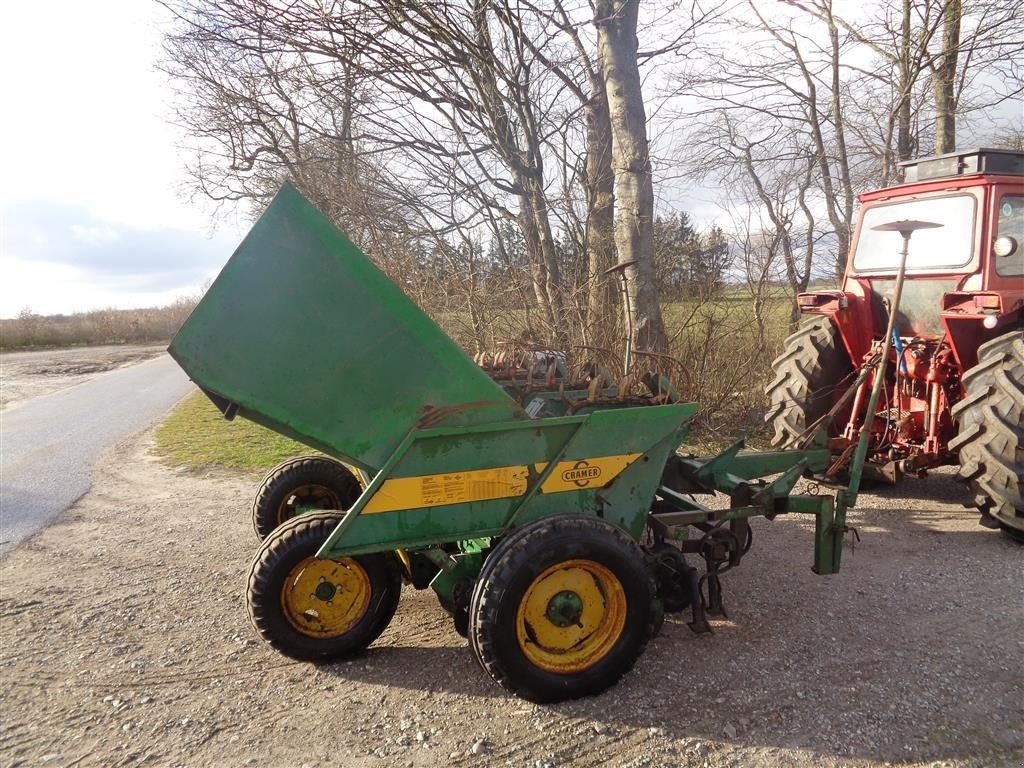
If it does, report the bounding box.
[0,300,197,350]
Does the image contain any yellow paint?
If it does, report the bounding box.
[362,466,530,513]
[515,559,627,674]
[394,548,413,577]
[279,556,370,638]
[538,454,642,494]
[360,453,641,514]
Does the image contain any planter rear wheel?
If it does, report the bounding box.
[252,456,362,540]
[468,515,656,703]
[649,543,693,613]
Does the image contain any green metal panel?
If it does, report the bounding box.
[381,416,585,477]
[169,183,524,473]
[318,403,696,557]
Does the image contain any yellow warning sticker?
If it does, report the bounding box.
[362,466,530,514]
[360,453,642,514]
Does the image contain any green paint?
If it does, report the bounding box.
[429,550,486,608]
[316,404,696,558]
[547,591,584,627]
[169,183,524,475]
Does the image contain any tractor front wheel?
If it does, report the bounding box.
[246,511,402,660]
[468,515,656,703]
[949,329,1024,542]
[764,318,852,447]
[252,456,363,541]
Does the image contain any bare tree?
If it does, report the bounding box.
[932,0,962,152]
[789,0,1024,165]
[595,0,667,353]
[163,0,583,340]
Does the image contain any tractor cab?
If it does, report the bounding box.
[768,148,1024,541]
[800,148,1024,366]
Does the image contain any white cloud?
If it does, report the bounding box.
[0,199,237,317]
[0,0,244,318]
[0,255,208,317]
[71,224,121,247]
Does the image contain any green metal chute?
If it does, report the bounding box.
[169,183,525,473]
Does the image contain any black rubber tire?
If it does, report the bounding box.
[764,318,853,448]
[246,511,401,661]
[468,515,656,703]
[252,456,362,541]
[949,329,1024,542]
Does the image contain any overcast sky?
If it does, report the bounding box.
[2,2,1018,319]
[0,0,244,319]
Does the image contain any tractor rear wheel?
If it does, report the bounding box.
[764,318,853,447]
[949,329,1024,542]
[246,511,402,660]
[252,456,362,541]
[468,515,656,703]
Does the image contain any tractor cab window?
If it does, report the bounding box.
[995,194,1024,277]
[853,194,976,273]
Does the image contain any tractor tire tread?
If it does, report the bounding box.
[764,318,851,447]
[251,455,362,541]
[949,330,1024,539]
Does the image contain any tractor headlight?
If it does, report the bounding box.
[993,236,1018,258]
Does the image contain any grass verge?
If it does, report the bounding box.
[153,391,311,471]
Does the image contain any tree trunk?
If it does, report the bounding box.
[584,79,617,346]
[525,175,566,341]
[595,0,668,355]
[471,0,563,341]
[896,0,914,165]
[515,186,558,332]
[824,4,853,284]
[933,0,961,154]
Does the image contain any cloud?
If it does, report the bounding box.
[71,224,121,247]
[0,199,239,317]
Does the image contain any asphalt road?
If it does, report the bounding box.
[0,354,194,556]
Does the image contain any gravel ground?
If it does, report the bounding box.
[0,430,1021,768]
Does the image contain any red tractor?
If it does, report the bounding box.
[765,148,1024,542]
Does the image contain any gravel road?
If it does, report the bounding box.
[0,349,194,555]
[0,429,1020,768]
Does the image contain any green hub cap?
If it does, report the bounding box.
[546,590,584,627]
[314,579,338,602]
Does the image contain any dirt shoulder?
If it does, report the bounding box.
[0,431,1020,768]
[0,345,166,410]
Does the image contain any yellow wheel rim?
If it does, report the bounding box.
[280,556,371,638]
[277,484,341,525]
[515,559,627,674]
